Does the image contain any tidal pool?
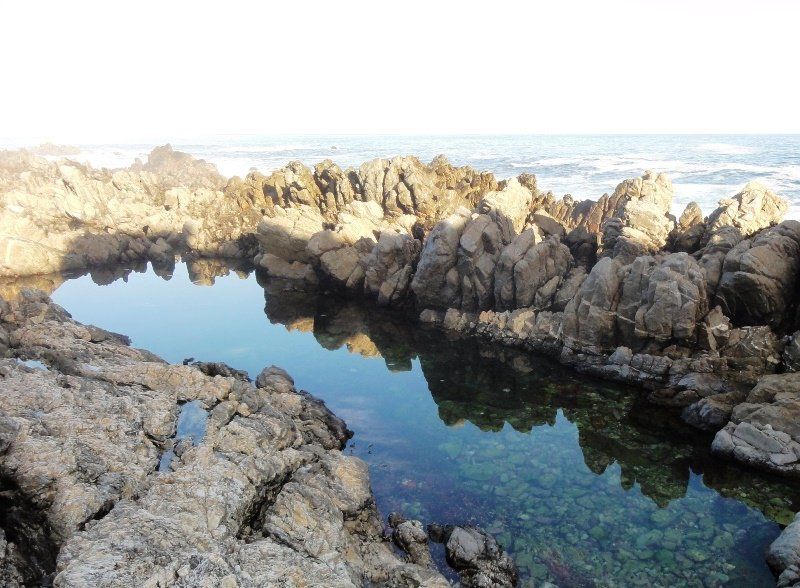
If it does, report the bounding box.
[37,260,800,587]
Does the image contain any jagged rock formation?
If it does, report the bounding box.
[703,181,789,245]
[599,171,675,262]
[714,221,800,330]
[668,202,706,252]
[0,145,263,276]
[3,146,800,483]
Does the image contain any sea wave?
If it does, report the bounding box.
[697,142,755,156]
[215,144,318,154]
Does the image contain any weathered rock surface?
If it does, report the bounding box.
[668,202,705,253]
[0,146,263,276]
[711,372,800,477]
[363,231,421,306]
[410,208,472,310]
[703,181,789,244]
[0,530,23,587]
[389,515,435,569]
[429,524,518,588]
[770,513,800,587]
[714,221,800,330]
[494,235,574,312]
[599,171,675,261]
[6,145,800,488]
[0,290,450,587]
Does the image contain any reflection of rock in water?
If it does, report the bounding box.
[0,263,150,300]
[259,274,800,523]
[261,278,321,332]
[261,277,416,367]
[186,258,253,286]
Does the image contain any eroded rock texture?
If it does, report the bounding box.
[0,145,274,276]
[0,290,451,587]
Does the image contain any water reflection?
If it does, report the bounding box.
[260,275,799,587]
[21,261,800,587]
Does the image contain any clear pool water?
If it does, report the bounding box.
[41,260,800,587]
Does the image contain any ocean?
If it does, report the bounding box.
[7,134,800,219]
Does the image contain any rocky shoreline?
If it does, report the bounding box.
[2,144,800,584]
[0,290,520,587]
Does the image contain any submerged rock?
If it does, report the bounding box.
[389,515,435,568]
[428,524,518,587]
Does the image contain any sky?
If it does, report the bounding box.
[2,0,799,142]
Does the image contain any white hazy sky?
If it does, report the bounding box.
[2,0,799,142]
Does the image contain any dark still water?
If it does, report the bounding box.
[40,260,800,587]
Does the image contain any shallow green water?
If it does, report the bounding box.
[38,260,800,587]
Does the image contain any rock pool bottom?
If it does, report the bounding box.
[28,260,800,587]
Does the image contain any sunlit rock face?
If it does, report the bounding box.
[599,171,676,262]
[0,145,265,277]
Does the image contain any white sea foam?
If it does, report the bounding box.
[779,165,800,181]
[697,142,755,156]
[524,157,585,167]
[216,144,313,154]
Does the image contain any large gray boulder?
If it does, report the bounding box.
[456,214,510,312]
[262,160,326,214]
[363,231,421,306]
[256,205,326,263]
[768,513,800,587]
[429,525,518,588]
[562,256,625,355]
[615,252,708,350]
[562,252,708,356]
[703,181,788,244]
[475,178,533,236]
[312,159,361,214]
[600,171,675,261]
[494,235,573,312]
[714,221,800,330]
[410,208,472,309]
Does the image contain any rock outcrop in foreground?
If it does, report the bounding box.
[0,290,518,587]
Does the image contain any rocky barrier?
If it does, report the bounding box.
[2,144,800,584]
